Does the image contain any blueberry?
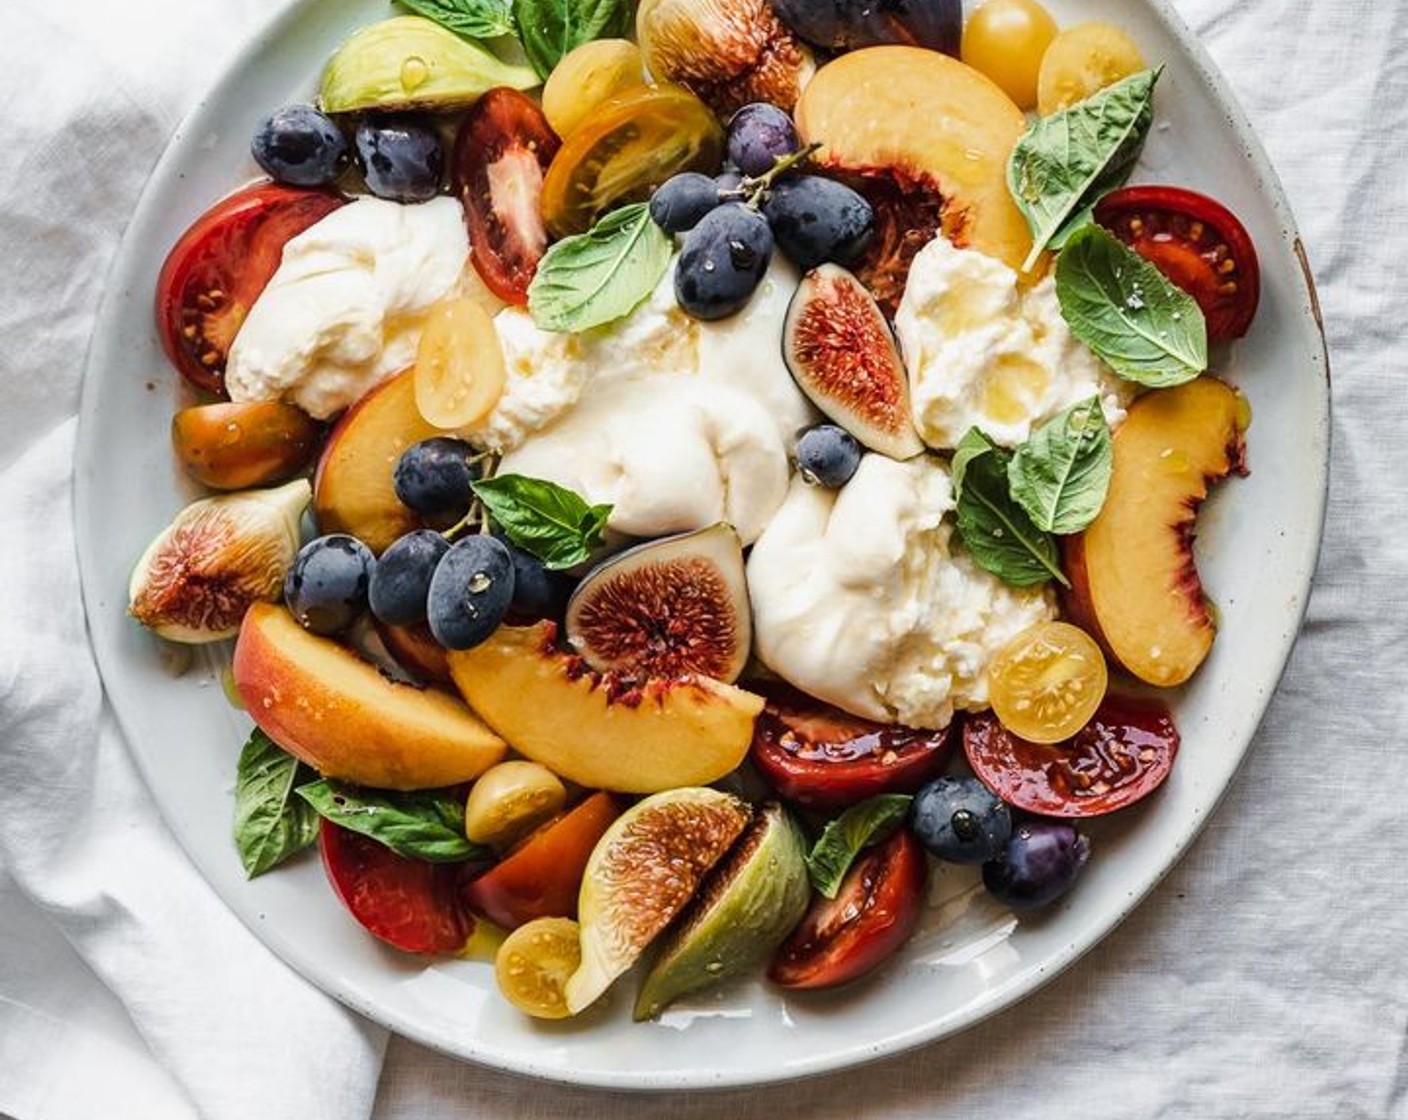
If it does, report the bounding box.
[427,536,515,650]
[675,203,773,321]
[251,105,349,187]
[764,176,875,270]
[393,438,480,518]
[911,776,1012,864]
[650,172,722,234]
[726,104,800,177]
[354,114,443,204]
[983,822,1091,910]
[284,534,375,635]
[796,425,862,488]
[506,544,575,620]
[368,530,450,627]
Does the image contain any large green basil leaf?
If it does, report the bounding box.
[471,473,611,569]
[233,730,319,878]
[396,0,516,39]
[1008,396,1113,534]
[515,0,632,78]
[297,781,490,863]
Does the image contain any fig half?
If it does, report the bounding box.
[783,265,924,460]
[565,523,752,684]
[634,801,810,1020]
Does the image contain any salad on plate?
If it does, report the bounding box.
[126,0,1262,1024]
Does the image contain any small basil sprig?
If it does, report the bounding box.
[1008,397,1113,534]
[233,730,319,878]
[528,203,673,334]
[297,780,490,863]
[472,473,611,569]
[515,0,632,78]
[1009,68,1161,270]
[806,795,914,899]
[396,0,516,39]
[1056,225,1207,387]
[952,429,1068,588]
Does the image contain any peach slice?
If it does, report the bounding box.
[313,369,440,555]
[1063,378,1249,688]
[446,622,764,794]
[233,601,506,789]
[795,46,1032,310]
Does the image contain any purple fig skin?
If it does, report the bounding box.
[770,0,962,56]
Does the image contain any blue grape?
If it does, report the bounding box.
[675,203,773,320]
[795,425,862,488]
[354,114,443,203]
[983,822,1091,910]
[650,172,721,234]
[506,544,575,620]
[284,534,374,635]
[251,105,349,187]
[427,536,515,650]
[368,530,450,627]
[910,776,1011,864]
[393,438,480,518]
[764,176,875,270]
[726,103,800,177]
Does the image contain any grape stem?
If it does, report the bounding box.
[724,142,825,209]
[442,451,500,541]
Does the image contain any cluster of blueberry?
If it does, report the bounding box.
[283,439,571,651]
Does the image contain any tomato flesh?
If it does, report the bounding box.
[750,687,953,811]
[1095,185,1260,341]
[155,183,344,394]
[964,693,1180,817]
[769,829,928,990]
[454,88,561,305]
[319,820,471,955]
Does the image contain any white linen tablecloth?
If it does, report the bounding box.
[1,1,1403,1117]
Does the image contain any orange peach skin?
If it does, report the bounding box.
[1063,377,1249,688]
[233,601,506,789]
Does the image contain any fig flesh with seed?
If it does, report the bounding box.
[565,523,752,684]
[783,265,924,461]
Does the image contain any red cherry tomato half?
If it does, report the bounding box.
[1094,185,1260,341]
[319,820,471,955]
[454,87,562,305]
[750,687,954,811]
[460,791,621,930]
[964,694,1180,818]
[155,183,345,394]
[769,829,928,990]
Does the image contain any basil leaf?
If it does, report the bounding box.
[1008,397,1113,534]
[472,473,612,569]
[297,780,489,863]
[395,0,516,38]
[233,730,319,878]
[1009,68,1161,270]
[806,795,914,900]
[1055,224,1207,387]
[951,428,1068,588]
[515,0,632,77]
[528,203,673,334]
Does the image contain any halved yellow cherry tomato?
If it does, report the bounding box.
[463,760,567,848]
[540,84,725,237]
[542,39,645,141]
[987,621,1109,744]
[495,917,582,1019]
[413,297,506,429]
[962,0,1059,111]
[1037,21,1147,115]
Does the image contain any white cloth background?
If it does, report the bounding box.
[0,0,1402,1117]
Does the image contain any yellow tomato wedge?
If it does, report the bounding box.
[463,760,567,848]
[988,621,1109,744]
[495,917,583,1020]
[542,40,645,141]
[1037,21,1147,115]
[413,297,505,429]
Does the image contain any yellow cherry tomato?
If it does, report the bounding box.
[463,760,567,848]
[987,621,1109,744]
[413,297,505,430]
[962,0,1059,111]
[542,39,645,140]
[495,917,582,1020]
[1037,21,1147,115]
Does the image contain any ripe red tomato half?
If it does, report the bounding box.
[155,183,345,394]
[460,791,621,930]
[1094,185,1260,341]
[964,694,1179,818]
[454,88,562,305]
[319,820,471,955]
[769,829,928,990]
[750,687,954,811]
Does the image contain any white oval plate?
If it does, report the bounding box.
[75,0,1329,1091]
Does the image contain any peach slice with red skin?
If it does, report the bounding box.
[1062,377,1249,688]
[233,601,506,789]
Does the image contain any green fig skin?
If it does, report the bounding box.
[634,802,811,1020]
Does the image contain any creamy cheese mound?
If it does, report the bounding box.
[225,197,472,419]
[895,237,1134,449]
[478,258,818,545]
[747,454,1054,729]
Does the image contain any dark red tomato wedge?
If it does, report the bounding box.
[454,88,562,305]
[156,183,345,394]
[964,694,1180,818]
[1094,185,1260,341]
[770,829,928,990]
[319,820,471,955]
[750,686,953,811]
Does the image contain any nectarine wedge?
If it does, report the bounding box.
[1063,378,1248,687]
[234,601,506,789]
[447,622,764,794]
